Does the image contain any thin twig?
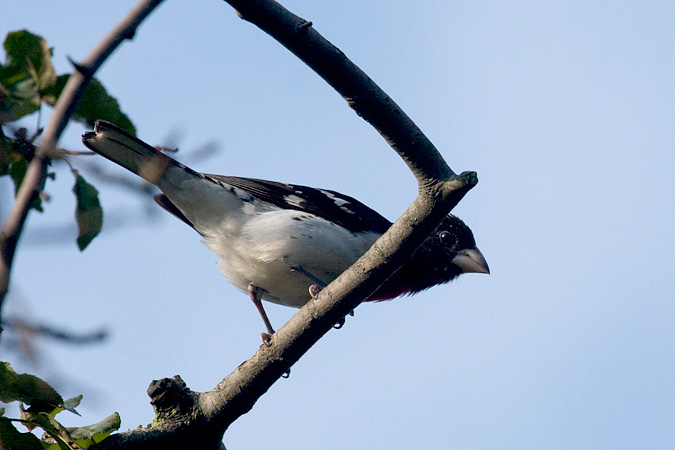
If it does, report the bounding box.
[2,316,108,344]
[0,0,166,322]
[57,149,97,156]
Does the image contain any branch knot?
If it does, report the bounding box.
[148,376,195,419]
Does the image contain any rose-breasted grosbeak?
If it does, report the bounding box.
[82,121,489,335]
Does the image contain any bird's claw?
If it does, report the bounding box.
[309,284,322,299]
[261,332,273,347]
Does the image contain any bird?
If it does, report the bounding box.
[82,120,489,338]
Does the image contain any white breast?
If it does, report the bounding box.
[204,208,379,307]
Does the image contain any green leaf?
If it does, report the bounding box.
[0,133,16,175]
[0,30,57,120]
[8,155,27,190]
[45,75,136,135]
[3,30,56,92]
[47,393,82,419]
[22,411,73,450]
[0,418,43,450]
[0,362,63,413]
[63,395,82,416]
[0,30,135,132]
[72,170,103,250]
[7,155,44,212]
[71,412,121,448]
[0,77,40,120]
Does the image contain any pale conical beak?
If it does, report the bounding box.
[451,248,490,274]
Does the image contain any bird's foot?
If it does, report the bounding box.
[309,283,323,299]
[261,332,273,347]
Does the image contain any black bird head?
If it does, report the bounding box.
[368,214,489,301]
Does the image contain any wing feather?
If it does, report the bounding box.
[206,175,392,234]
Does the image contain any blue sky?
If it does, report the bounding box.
[2,1,674,448]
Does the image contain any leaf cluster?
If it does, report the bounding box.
[0,30,135,250]
[0,30,135,132]
[0,362,120,450]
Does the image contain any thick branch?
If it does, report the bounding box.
[203,0,478,431]
[101,1,477,449]
[0,0,165,320]
[226,0,453,184]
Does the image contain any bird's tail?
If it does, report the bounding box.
[82,120,198,188]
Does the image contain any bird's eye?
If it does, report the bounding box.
[438,230,454,244]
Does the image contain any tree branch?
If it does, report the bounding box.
[229,0,455,184]
[2,316,107,344]
[99,1,477,448]
[0,0,166,324]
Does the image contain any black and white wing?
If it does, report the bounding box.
[206,176,393,235]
